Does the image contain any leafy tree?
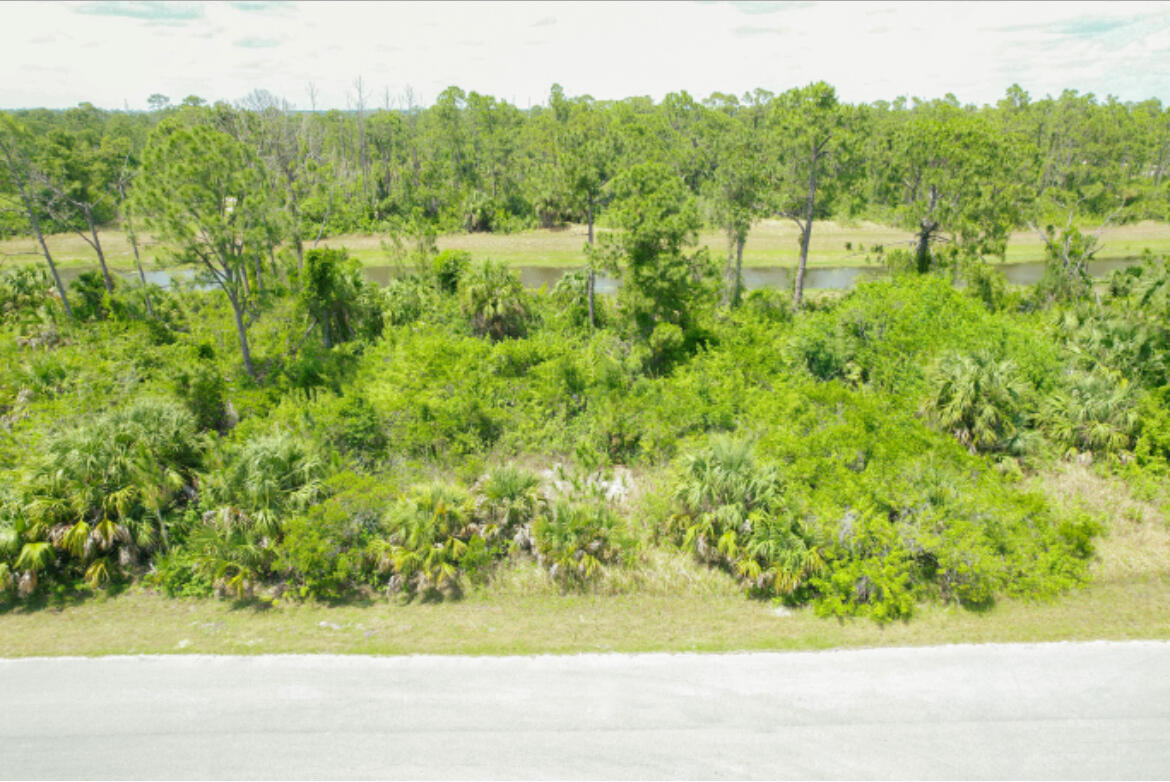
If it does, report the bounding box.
[596,162,717,341]
[558,95,616,326]
[299,247,383,348]
[704,113,766,307]
[134,121,275,377]
[768,83,859,308]
[33,114,120,293]
[876,101,1025,273]
[0,114,73,316]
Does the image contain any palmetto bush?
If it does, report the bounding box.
[7,398,204,595]
[921,350,1033,454]
[201,432,324,536]
[459,260,530,341]
[672,437,822,599]
[471,464,544,545]
[531,499,631,586]
[0,264,54,321]
[192,432,324,597]
[1039,370,1139,456]
[1052,305,1168,387]
[375,482,488,597]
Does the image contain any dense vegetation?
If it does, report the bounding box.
[2,238,1168,619]
[1,83,1168,622]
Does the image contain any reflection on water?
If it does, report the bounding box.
[57,258,1144,294]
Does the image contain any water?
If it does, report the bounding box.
[57,258,1144,294]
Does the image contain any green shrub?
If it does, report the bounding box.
[1039,370,1139,456]
[8,398,204,596]
[921,350,1033,454]
[532,499,631,586]
[174,362,227,432]
[459,260,529,341]
[377,482,487,597]
[277,473,396,600]
[432,250,471,294]
[384,275,434,326]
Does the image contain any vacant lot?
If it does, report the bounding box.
[4,220,1170,272]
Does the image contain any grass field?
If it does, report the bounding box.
[4,220,1170,273]
[1,465,1166,658]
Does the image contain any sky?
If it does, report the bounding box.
[4,0,1170,111]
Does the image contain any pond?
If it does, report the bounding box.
[58,257,1143,293]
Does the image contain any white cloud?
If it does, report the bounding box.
[2,0,1169,110]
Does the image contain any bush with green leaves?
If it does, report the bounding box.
[276,472,397,600]
[783,275,1061,396]
[299,247,385,348]
[376,482,491,597]
[5,398,204,596]
[532,498,632,586]
[471,464,544,544]
[747,381,1098,619]
[383,274,435,326]
[319,393,387,464]
[1039,370,1139,457]
[671,437,821,599]
[432,249,471,294]
[0,264,54,320]
[921,350,1034,455]
[459,259,530,340]
[190,432,324,597]
[173,361,227,432]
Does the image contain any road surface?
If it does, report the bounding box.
[2,641,1168,779]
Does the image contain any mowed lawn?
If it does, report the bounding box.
[1,465,1167,657]
[5,219,1170,273]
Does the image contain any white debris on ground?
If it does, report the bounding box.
[538,464,635,505]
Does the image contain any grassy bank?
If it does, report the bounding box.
[5,219,1170,273]
[2,465,1166,658]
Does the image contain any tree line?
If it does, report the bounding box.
[1,82,1168,370]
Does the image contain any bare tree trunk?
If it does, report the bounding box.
[253,252,264,296]
[32,208,73,318]
[85,208,114,293]
[586,201,596,330]
[2,145,73,317]
[915,222,937,274]
[733,233,745,308]
[793,167,819,310]
[722,224,736,307]
[124,214,154,317]
[915,185,940,274]
[227,289,255,378]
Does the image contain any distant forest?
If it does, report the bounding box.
[3,83,1167,245]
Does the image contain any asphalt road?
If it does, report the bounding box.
[2,641,1169,780]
